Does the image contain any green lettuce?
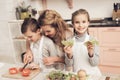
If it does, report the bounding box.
[61,39,74,46]
[85,38,99,46]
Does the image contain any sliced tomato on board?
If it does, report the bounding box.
[9,67,18,74]
[19,67,30,72]
[9,67,31,77]
[19,68,23,72]
[22,68,31,77]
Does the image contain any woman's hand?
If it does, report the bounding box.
[64,46,73,59]
[24,50,33,64]
[87,42,94,57]
[42,57,55,65]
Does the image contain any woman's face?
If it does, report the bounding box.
[24,28,41,43]
[42,25,56,38]
[73,14,89,35]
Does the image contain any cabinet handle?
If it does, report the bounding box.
[108,48,116,51]
[107,28,116,31]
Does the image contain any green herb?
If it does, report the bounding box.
[84,38,99,46]
[18,1,31,12]
[46,70,79,80]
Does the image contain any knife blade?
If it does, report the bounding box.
[23,63,28,69]
[22,62,30,71]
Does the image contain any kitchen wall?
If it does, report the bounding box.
[0,0,43,63]
[34,0,120,19]
[0,0,119,63]
[0,0,16,63]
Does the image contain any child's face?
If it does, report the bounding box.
[73,14,89,35]
[24,28,41,43]
[41,25,56,39]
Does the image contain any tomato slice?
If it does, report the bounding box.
[22,68,31,77]
[19,67,30,72]
[9,67,18,74]
[19,68,23,72]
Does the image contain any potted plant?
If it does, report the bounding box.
[16,1,31,20]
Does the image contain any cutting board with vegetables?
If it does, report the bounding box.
[2,68,41,80]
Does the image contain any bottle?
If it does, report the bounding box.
[16,8,20,20]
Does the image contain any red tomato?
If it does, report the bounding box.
[19,67,30,72]
[19,68,23,72]
[22,68,31,77]
[9,67,18,74]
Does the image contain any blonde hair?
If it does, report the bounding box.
[38,10,71,49]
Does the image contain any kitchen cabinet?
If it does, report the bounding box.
[98,27,120,46]
[99,47,120,66]
[89,27,120,74]
[8,20,26,64]
[89,27,98,39]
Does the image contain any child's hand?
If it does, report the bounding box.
[84,38,99,46]
[28,62,39,69]
[24,50,33,64]
[86,42,94,57]
[84,38,99,57]
[64,46,73,59]
[61,39,73,59]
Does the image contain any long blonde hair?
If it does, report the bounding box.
[38,10,71,48]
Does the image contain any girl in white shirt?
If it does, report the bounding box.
[64,9,102,76]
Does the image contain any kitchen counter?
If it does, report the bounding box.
[65,19,120,27]
[0,62,120,80]
[89,21,120,27]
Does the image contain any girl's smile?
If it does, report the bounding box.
[73,14,89,35]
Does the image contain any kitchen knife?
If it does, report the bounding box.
[23,63,28,68]
[22,62,31,71]
[22,63,28,71]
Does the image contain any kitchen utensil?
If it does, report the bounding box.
[22,63,28,70]
[22,62,31,71]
